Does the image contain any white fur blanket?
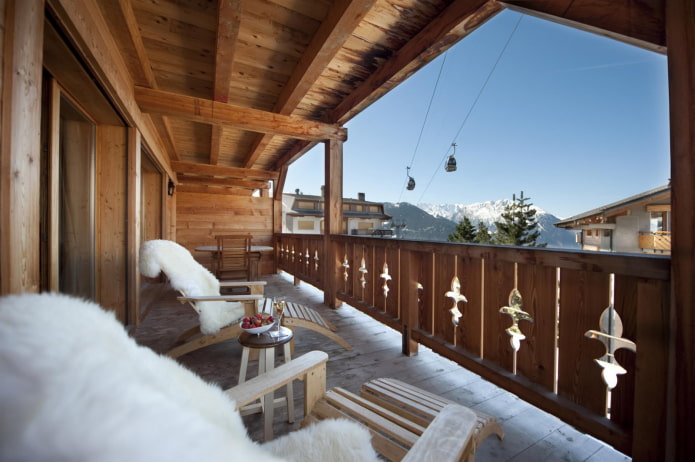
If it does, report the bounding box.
[139,239,244,334]
[0,293,378,462]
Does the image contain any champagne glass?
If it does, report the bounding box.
[273,297,285,336]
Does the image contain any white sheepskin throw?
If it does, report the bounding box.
[263,419,380,462]
[0,293,377,462]
[139,239,244,334]
[0,293,279,462]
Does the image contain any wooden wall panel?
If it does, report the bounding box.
[516,263,557,392]
[433,253,457,344]
[456,255,483,356]
[96,125,127,320]
[483,258,515,369]
[176,191,274,274]
[558,269,609,416]
[1,0,44,294]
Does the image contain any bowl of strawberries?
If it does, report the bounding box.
[240,312,275,335]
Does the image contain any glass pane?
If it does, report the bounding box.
[59,96,95,299]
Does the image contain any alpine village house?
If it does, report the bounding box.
[1,1,693,460]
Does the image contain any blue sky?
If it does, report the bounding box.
[284,10,670,219]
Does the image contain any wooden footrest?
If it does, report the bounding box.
[360,378,504,460]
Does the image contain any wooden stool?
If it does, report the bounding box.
[238,326,295,441]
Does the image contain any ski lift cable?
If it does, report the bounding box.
[416,14,524,204]
[397,51,449,202]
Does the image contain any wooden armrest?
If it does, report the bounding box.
[402,404,477,462]
[176,294,264,303]
[226,350,328,412]
[219,280,267,287]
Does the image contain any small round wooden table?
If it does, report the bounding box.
[238,326,294,441]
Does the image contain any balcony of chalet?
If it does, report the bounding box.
[137,234,670,461]
[135,271,630,462]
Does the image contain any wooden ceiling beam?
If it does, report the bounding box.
[177,174,270,189]
[329,0,503,124]
[210,0,242,165]
[176,184,254,196]
[501,0,666,52]
[172,160,279,181]
[241,0,375,168]
[135,87,347,141]
[115,0,180,161]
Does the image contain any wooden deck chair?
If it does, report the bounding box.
[230,350,498,462]
[139,239,265,358]
[257,298,352,351]
[215,234,252,281]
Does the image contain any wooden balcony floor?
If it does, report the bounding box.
[134,272,630,461]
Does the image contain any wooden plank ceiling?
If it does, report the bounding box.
[97,0,665,195]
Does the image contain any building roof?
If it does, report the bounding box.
[554,184,671,228]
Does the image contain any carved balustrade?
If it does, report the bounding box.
[275,233,670,457]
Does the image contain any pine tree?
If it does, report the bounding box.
[448,216,477,243]
[474,221,493,244]
[493,191,546,247]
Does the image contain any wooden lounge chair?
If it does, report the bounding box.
[257,298,352,351]
[139,239,265,358]
[229,350,498,462]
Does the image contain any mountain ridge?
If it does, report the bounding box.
[383,200,579,249]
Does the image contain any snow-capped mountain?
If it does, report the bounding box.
[418,199,546,224]
[383,200,579,249]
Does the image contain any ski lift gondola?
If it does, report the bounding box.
[406,166,416,190]
[445,143,457,172]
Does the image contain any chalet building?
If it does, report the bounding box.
[282,191,392,236]
[555,184,671,254]
[1,1,693,460]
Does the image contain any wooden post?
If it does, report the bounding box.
[127,128,141,326]
[666,1,695,460]
[0,0,44,294]
[323,138,343,308]
[401,249,420,356]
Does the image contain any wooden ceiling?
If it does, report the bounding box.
[95,0,665,194]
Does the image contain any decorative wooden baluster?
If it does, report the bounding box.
[305,248,310,269]
[380,262,391,298]
[445,276,467,329]
[342,255,350,281]
[585,305,636,390]
[358,257,368,289]
[291,246,295,263]
[314,250,319,271]
[499,288,533,374]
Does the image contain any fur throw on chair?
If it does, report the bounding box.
[139,239,244,334]
[0,293,378,462]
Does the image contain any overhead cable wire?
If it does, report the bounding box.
[397,51,449,203]
[416,14,524,204]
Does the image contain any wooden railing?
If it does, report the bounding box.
[639,231,671,253]
[276,233,671,458]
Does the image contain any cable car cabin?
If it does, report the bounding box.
[445,155,457,172]
[407,176,416,190]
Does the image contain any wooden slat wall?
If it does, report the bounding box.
[176,191,274,274]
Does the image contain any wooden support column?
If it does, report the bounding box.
[127,128,141,326]
[0,0,44,294]
[666,1,695,460]
[323,139,343,308]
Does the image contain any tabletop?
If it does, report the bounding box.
[195,245,273,252]
[238,326,293,349]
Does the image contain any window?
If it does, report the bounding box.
[297,220,314,230]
